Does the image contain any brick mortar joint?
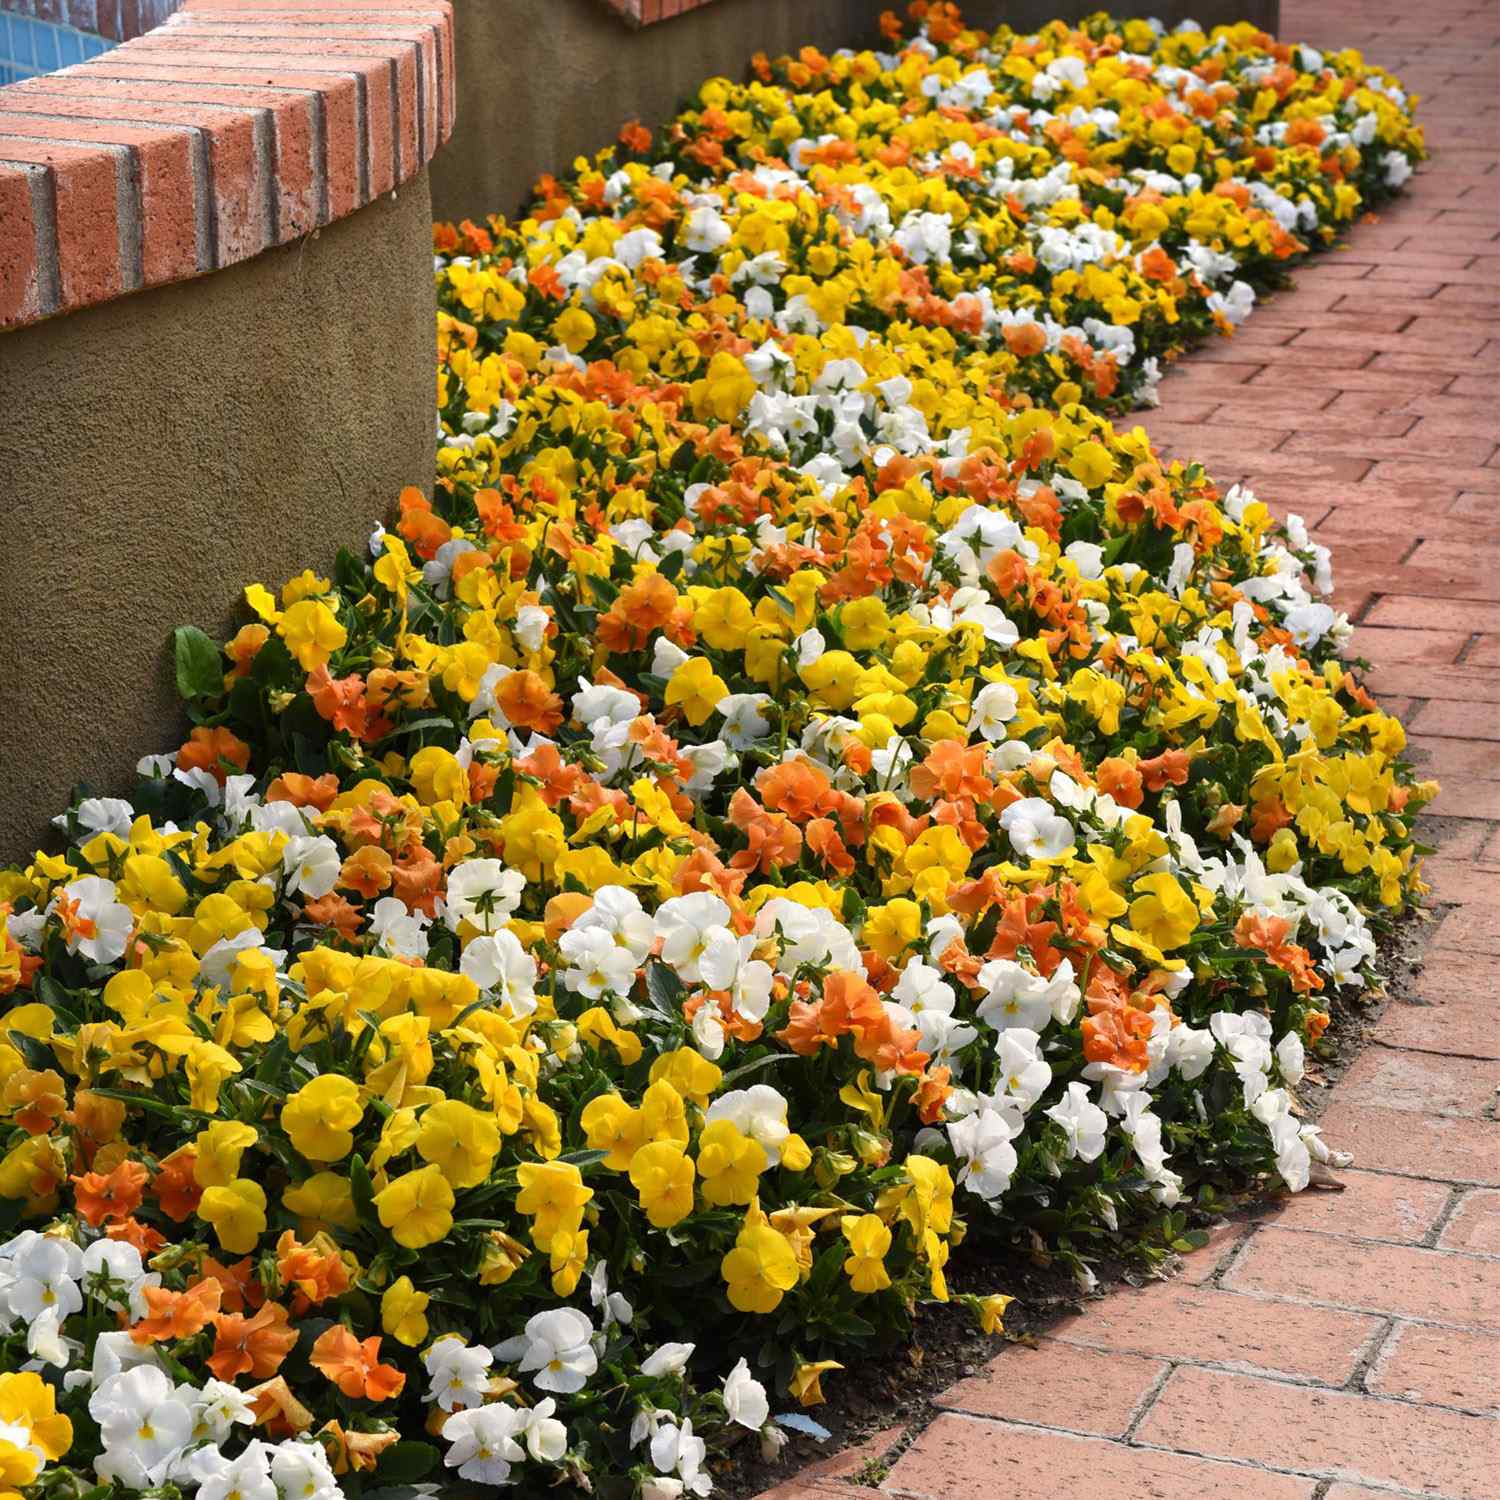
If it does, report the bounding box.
[0,0,452,330]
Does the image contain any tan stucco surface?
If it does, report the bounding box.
[0,175,437,859]
[429,0,881,222]
[429,0,1279,224]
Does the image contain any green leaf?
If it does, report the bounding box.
[719,1052,791,1087]
[375,1442,439,1485]
[373,716,460,748]
[351,1153,379,1227]
[559,1148,609,1169]
[173,625,224,702]
[644,959,685,1019]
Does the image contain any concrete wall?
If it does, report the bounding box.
[430,0,1280,224]
[0,174,436,858]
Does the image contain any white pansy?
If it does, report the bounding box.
[494,1307,598,1394]
[444,858,526,934]
[723,1357,770,1429]
[47,876,133,964]
[655,892,732,982]
[707,1085,792,1162]
[442,1402,528,1485]
[640,1342,696,1378]
[281,834,341,899]
[1044,1082,1109,1162]
[948,1105,1020,1200]
[461,928,539,1015]
[422,1337,494,1411]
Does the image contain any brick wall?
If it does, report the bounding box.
[0,0,455,328]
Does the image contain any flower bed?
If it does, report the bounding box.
[0,7,1433,1499]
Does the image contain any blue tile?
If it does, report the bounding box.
[19,17,40,70]
[34,23,60,74]
[57,29,84,67]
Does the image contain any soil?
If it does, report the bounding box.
[716,820,1447,1499]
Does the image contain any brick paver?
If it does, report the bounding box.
[759,0,1500,1495]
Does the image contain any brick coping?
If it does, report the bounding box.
[601,0,725,27]
[0,0,453,329]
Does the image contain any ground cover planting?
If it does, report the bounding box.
[0,7,1437,1499]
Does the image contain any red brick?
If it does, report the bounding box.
[0,111,199,283]
[1317,1099,1500,1184]
[1137,421,1293,456]
[1286,426,1495,466]
[1317,505,1496,546]
[120,37,408,194]
[1412,699,1500,740]
[1415,777,1500,821]
[1414,816,1498,861]
[185,22,442,168]
[1333,1046,1499,1118]
[0,139,123,310]
[1374,660,1500,699]
[1156,363,1266,392]
[1411,538,1500,583]
[37,65,362,219]
[1440,1188,1500,1254]
[1346,626,1471,665]
[1258,307,1416,335]
[1135,1366,1497,1498]
[1049,1282,1381,1385]
[1366,1322,1500,1412]
[882,1413,1316,1500]
[1335,248,1478,272]
[1226,1224,1500,1328]
[13,77,273,266]
[936,1340,1165,1438]
[1416,857,1500,904]
[754,1425,902,1499]
[1411,948,1500,1003]
[1222,454,1381,486]
[1469,631,1500,663]
[757,1483,879,1500]
[1365,596,1500,632]
[1202,392,1338,426]
[1378,995,1500,1061]
[0,167,45,326]
[1287,325,1489,361]
[1430,899,1500,953]
[1269,1167,1453,1245]
[1175,1218,1252,1285]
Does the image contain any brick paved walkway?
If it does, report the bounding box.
[761,2,1500,1496]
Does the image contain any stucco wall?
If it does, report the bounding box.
[430,0,1279,223]
[963,1,1278,35]
[0,174,436,859]
[429,0,878,221]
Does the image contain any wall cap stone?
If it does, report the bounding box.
[0,0,453,328]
